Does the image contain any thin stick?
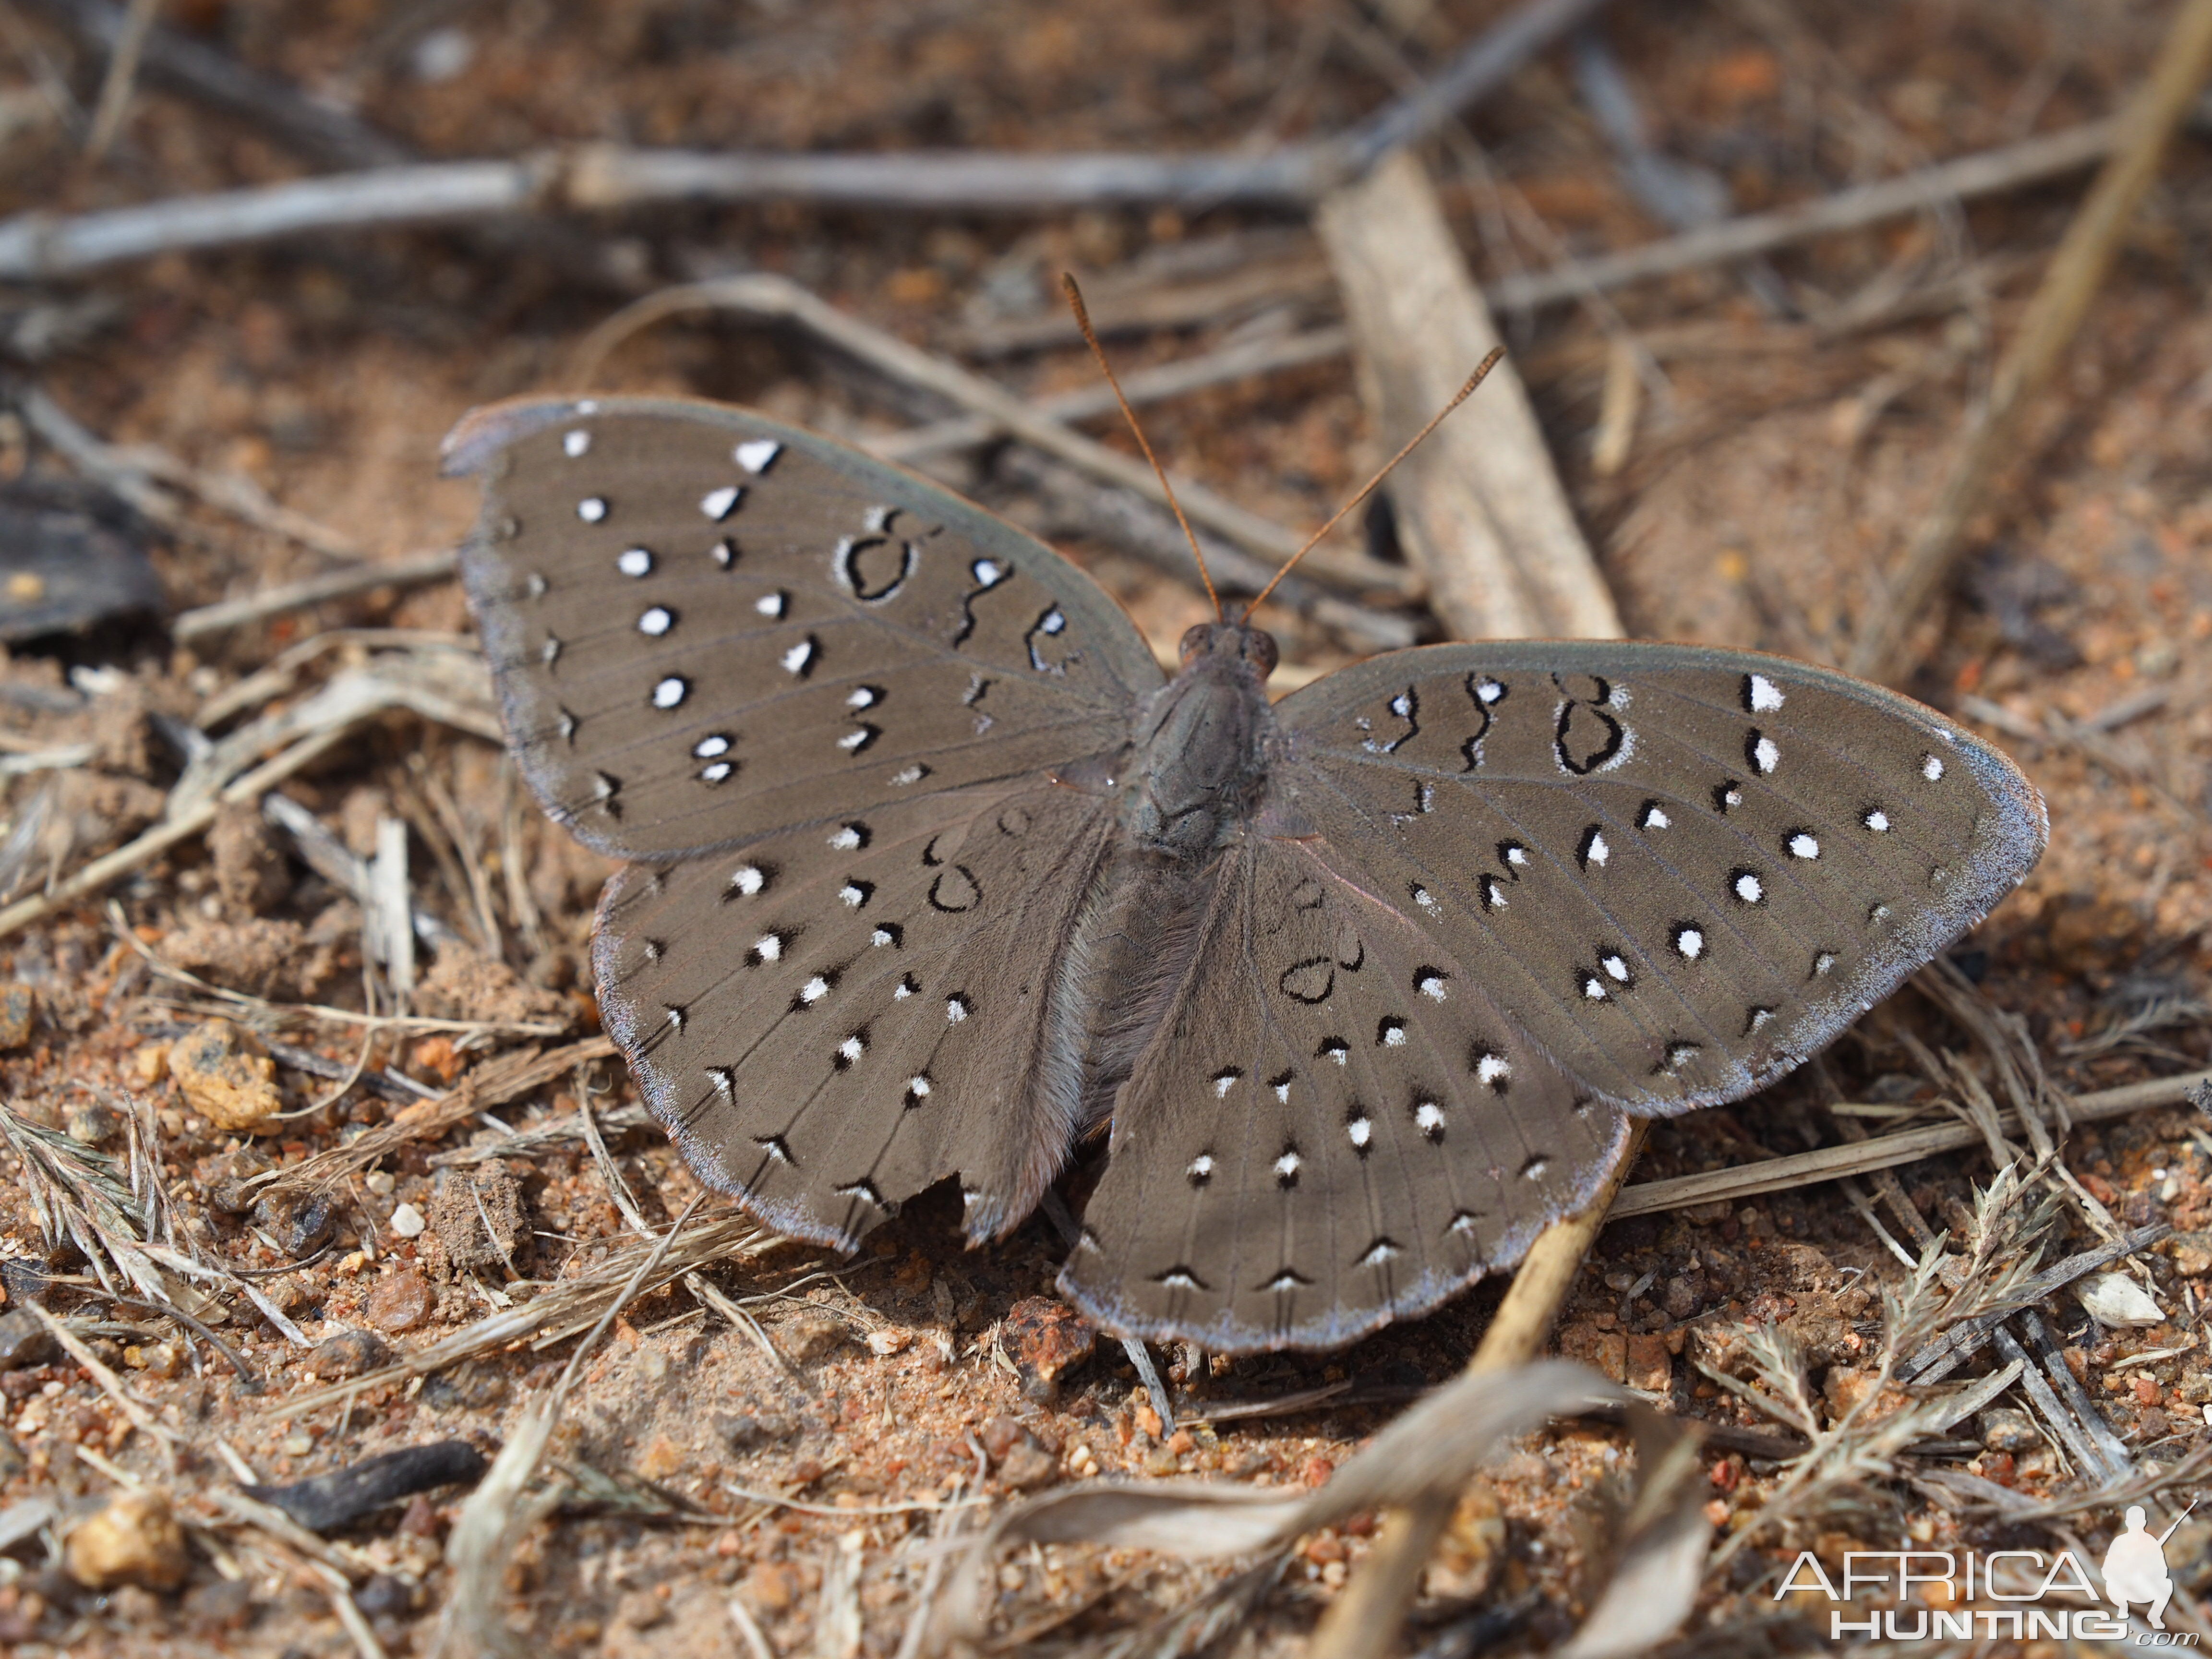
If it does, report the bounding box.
[1243,347,1503,619]
[1306,1119,1649,1659]
[27,0,411,170]
[1061,273,1219,619]
[1847,0,2212,684]
[561,272,1415,597]
[1609,1066,2212,1219]
[173,550,458,643]
[80,0,156,162]
[0,99,2154,296]
[871,324,1349,463]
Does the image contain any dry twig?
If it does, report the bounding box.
[1848,0,2212,683]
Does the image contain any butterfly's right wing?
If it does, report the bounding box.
[593,773,1118,1250]
[445,396,1164,860]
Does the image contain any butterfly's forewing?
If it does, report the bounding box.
[1060,834,1629,1351]
[1265,642,2046,1113]
[444,397,1163,860]
[449,397,1166,1245]
[593,777,1118,1248]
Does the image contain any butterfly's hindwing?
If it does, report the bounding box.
[1272,643,2045,1115]
[1059,834,1628,1352]
[593,776,1118,1249]
[448,397,1164,860]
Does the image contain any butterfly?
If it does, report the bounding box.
[444,393,2044,1353]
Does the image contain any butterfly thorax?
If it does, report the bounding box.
[1122,622,1280,862]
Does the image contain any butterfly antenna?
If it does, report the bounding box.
[1062,273,1224,622]
[1241,346,1506,622]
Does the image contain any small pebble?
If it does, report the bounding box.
[367,1268,434,1333]
[0,983,34,1050]
[65,1488,188,1590]
[167,1018,284,1132]
[64,1100,121,1146]
[780,1309,849,1362]
[0,1308,55,1371]
[2079,1272,2164,1328]
[309,1328,393,1379]
[365,1171,397,1197]
[388,1202,426,1238]
[199,1146,275,1214]
[251,1188,335,1257]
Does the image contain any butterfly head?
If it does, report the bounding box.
[1178,621,1278,682]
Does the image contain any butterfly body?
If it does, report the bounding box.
[447,393,2045,1353]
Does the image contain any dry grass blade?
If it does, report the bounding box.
[437,1191,704,1659]
[1608,1065,2212,1217]
[276,1211,775,1415]
[1848,0,2212,683]
[922,1359,1704,1657]
[1703,1162,2067,1565]
[266,1038,613,1196]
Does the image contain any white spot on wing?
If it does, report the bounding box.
[1788,832,1820,859]
[1923,753,1945,780]
[829,825,863,850]
[1865,808,1890,832]
[638,606,673,636]
[1674,926,1704,960]
[579,497,609,524]
[798,976,829,1004]
[781,639,815,675]
[1748,673,1784,712]
[651,676,687,709]
[562,429,590,457]
[734,440,781,473]
[731,865,764,895]
[616,547,651,576]
[1753,736,1780,774]
[756,592,785,618]
[701,485,741,521]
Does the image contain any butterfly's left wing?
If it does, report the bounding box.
[1265,641,2045,1115]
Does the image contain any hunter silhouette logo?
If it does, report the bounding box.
[2104,1502,2195,1631]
